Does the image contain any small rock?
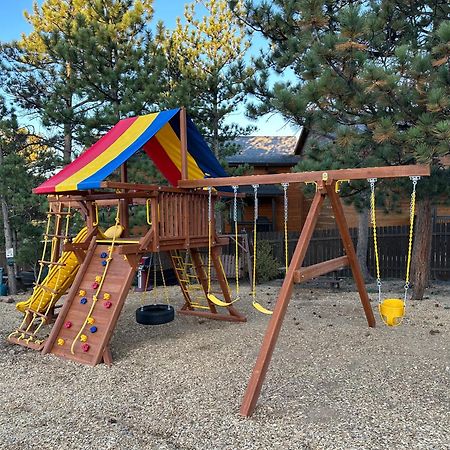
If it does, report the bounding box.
[6,297,15,304]
[429,329,440,335]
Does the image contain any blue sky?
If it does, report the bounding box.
[0,0,297,136]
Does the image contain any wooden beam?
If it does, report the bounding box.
[293,256,349,283]
[240,189,325,417]
[178,164,430,188]
[180,107,188,180]
[325,184,376,328]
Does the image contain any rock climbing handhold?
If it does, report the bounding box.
[64,321,72,329]
[57,338,65,346]
[80,334,88,342]
[103,301,112,309]
[80,297,88,305]
[95,275,101,282]
[87,317,95,325]
[90,326,97,333]
[79,289,86,296]
[101,260,107,266]
[100,252,108,258]
[92,282,99,289]
[81,343,90,352]
[103,293,111,300]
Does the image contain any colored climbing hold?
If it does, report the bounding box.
[100,252,108,258]
[90,326,97,333]
[103,293,111,300]
[57,338,65,346]
[101,260,107,266]
[80,334,88,342]
[87,317,95,325]
[103,301,112,309]
[92,282,99,289]
[81,343,90,352]
[95,275,102,282]
[64,321,72,329]
[79,289,86,297]
[80,297,88,305]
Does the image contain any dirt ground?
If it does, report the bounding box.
[0,279,449,450]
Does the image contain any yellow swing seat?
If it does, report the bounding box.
[252,300,273,315]
[207,293,238,307]
[378,298,405,327]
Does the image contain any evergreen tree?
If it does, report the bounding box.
[157,0,254,157]
[1,0,164,161]
[0,98,54,294]
[236,0,450,298]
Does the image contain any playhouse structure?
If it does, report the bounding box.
[7,106,429,416]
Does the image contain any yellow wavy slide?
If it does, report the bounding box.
[16,227,88,314]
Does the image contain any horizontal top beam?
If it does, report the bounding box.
[178,165,430,189]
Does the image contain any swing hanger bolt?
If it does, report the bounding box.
[322,172,328,181]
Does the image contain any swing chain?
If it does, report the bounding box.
[281,183,289,224]
[207,186,212,222]
[252,184,259,220]
[232,185,238,222]
[404,176,420,301]
[368,178,382,303]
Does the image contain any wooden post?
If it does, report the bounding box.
[325,184,375,327]
[240,189,326,417]
[119,162,129,237]
[180,107,188,181]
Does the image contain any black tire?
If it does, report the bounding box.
[136,304,175,325]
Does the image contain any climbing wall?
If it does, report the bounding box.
[46,244,137,366]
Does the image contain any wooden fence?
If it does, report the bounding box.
[248,221,450,281]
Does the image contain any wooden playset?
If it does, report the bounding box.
[7,107,429,416]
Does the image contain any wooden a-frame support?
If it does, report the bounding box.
[239,180,375,416]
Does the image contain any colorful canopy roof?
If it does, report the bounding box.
[34,108,228,194]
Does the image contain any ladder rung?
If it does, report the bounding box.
[33,283,59,295]
[44,234,70,239]
[25,309,49,319]
[39,260,66,267]
[47,211,72,216]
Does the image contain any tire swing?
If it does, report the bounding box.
[368,176,419,327]
[136,252,174,325]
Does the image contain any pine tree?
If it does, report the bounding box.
[69,0,165,141]
[0,98,53,294]
[237,0,450,298]
[157,0,254,157]
[1,0,164,161]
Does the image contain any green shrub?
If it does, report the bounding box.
[255,240,280,283]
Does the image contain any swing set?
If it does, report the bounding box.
[179,164,430,417]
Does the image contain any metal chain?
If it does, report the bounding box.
[232,185,238,222]
[281,183,289,272]
[368,178,382,304]
[252,184,259,220]
[251,184,259,298]
[404,176,420,302]
[232,185,239,298]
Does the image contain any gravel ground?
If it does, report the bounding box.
[0,279,449,450]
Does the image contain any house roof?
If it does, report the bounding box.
[34,108,228,194]
[226,136,301,166]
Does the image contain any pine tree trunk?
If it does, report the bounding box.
[411,197,433,300]
[63,123,72,164]
[0,196,17,295]
[0,147,17,294]
[356,207,371,282]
